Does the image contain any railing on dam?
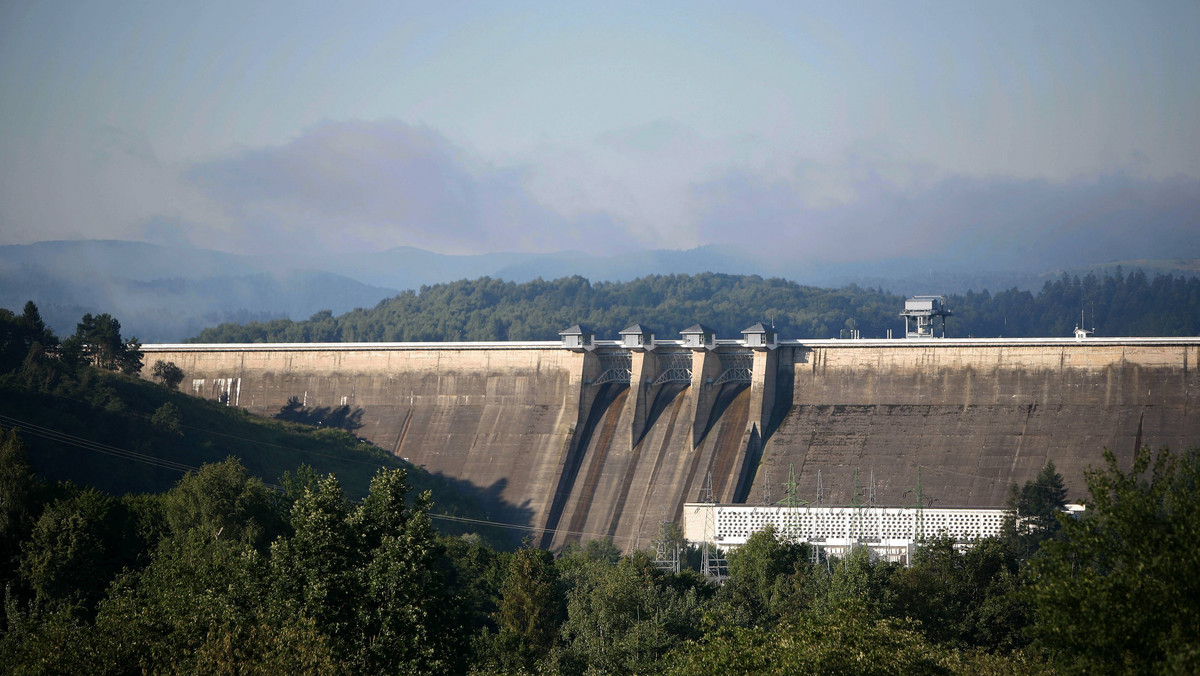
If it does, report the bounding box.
[140,335,1200,355]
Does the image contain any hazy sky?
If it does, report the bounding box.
[1,1,1198,267]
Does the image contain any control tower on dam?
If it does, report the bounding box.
[141,332,1200,551]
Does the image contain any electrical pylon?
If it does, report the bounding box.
[913,465,925,543]
[652,508,680,574]
[698,471,727,581]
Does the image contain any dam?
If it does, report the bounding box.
[141,328,1200,550]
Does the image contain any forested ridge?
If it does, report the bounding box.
[191,269,1200,343]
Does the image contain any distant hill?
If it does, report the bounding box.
[4,239,1197,341]
[190,271,1200,344]
[0,241,400,341]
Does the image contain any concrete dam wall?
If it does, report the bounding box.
[141,337,1200,550]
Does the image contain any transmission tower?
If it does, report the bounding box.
[698,471,727,582]
[760,467,773,506]
[782,462,800,509]
[851,468,864,543]
[652,508,680,574]
[777,462,807,542]
[810,469,824,566]
[913,465,925,543]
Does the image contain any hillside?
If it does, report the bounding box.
[191,269,1200,343]
[0,241,400,341]
[0,305,512,546]
[7,239,1199,342]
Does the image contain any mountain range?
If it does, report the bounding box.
[2,239,1197,342]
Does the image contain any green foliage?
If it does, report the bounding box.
[1002,461,1068,559]
[486,545,564,672]
[1027,447,1200,674]
[162,458,281,548]
[809,546,897,617]
[269,469,468,674]
[9,445,1191,674]
[16,488,138,615]
[555,551,708,675]
[719,524,810,625]
[150,360,184,389]
[441,533,507,659]
[189,270,1200,343]
[664,601,1045,676]
[0,303,57,373]
[0,428,37,580]
[150,400,182,435]
[890,538,1028,651]
[62,313,143,374]
[2,464,469,674]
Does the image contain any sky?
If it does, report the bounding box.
[1,0,1198,270]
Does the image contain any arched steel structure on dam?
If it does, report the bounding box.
[141,332,1200,550]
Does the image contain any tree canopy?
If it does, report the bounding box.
[4,441,1197,673]
[188,269,1200,344]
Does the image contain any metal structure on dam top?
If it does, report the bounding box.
[652,351,694,385]
[713,351,754,384]
[592,352,633,385]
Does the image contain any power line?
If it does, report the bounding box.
[1,414,292,491]
[0,414,198,474]
[427,512,639,543]
[11,387,400,471]
[1,414,631,543]
[21,377,1080,493]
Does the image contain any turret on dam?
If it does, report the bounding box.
[142,329,1200,550]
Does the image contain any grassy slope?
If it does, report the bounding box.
[0,364,514,547]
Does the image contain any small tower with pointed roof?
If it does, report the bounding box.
[559,324,595,351]
[741,322,777,350]
[680,323,716,350]
[619,324,656,351]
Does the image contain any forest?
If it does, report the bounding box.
[2,430,1197,673]
[190,269,1200,343]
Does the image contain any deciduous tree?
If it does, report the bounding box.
[151,360,184,389]
[1027,447,1200,674]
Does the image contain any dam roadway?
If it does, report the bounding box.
[141,336,1200,550]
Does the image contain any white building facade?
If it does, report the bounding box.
[683,503,1010,564]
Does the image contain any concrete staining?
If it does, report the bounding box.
[763,341,1199,511]
[142,338,1200,550]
